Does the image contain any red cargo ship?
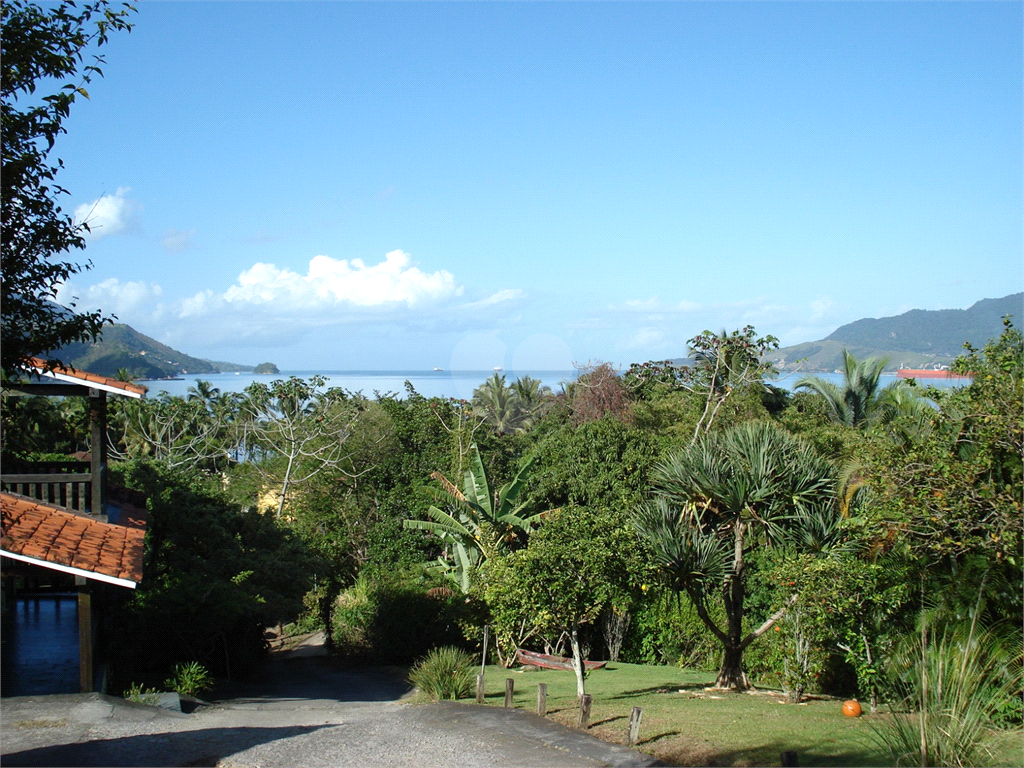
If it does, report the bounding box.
[896,369,972,380]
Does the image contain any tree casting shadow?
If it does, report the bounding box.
[3,725,334,767]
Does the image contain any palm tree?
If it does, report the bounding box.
[634,421,838,691]
[472,373,525,435]
[187,380,221,411]
[404,444,547,593]
[795,351,928,428]
[511,375,552,427]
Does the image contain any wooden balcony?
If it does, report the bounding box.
[1,461,97,518]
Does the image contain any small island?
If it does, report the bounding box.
[253,362,280,374]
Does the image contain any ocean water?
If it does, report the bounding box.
[140,370,577,401]
[140,368,970,401]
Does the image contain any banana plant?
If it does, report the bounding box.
[405,444,548,593]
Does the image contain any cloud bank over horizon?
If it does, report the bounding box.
[56,250,532,364]
[57,249,865,370]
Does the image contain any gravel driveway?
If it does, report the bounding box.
[1,637,659,768]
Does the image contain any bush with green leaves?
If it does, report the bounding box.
[163,661,212,698]
[331,573,480,666]
[408,646,476,701]
[623,588,723,669]
[871,622,1022,767]
[105,460,324,688]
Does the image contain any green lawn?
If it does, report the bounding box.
[474,662,1022,768]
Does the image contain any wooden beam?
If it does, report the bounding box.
[3,384,89,397]
[89,392,107,519]
[76,576,93,693]
[1,473,92,483]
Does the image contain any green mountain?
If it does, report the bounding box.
[56,323,254,380]
[771,293,1022,373]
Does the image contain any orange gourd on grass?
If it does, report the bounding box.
[842,700,862,717]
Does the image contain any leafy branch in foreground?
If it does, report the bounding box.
[404,443,547,593]
[2,0,135,375]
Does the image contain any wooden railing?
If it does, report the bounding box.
[1,461,93,514]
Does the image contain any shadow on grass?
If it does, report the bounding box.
[636,730,682,746]
[590,714,627,728]
[609,682,708,700]
[653,737,889,768]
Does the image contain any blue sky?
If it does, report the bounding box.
[50,1,1022,370]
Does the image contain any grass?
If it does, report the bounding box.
[473,662,1023,767]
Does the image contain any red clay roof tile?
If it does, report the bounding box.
[1,493,145,586]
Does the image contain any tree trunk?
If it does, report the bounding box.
[569,625,587,698]
[715,644,751,690]
[277,452,295,519]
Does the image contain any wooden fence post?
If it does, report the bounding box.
[504,678,514,708]
[628,706,643,745]
[476,674,485,704]
[537,683,548,716]
[578,694,592,728]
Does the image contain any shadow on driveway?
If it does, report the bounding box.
[2,725,334,767]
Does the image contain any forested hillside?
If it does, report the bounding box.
[772,293,1022,371]
[55,322,253,379]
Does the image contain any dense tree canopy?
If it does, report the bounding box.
[1,0,135,376]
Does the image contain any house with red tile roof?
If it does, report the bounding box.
[2,359,149,693]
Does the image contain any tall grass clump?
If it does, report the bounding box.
[871,620,1021,768]
[408,646,476,701]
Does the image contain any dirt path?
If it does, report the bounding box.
[1,635,659,767]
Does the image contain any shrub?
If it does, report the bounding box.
[163,661,213,698]
[408,646,476,701]
[870,625,1021,767]
[123,682,161,706]
[330,573,478,666]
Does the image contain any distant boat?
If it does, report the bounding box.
[433,367,444,371]
[517,649,607,671]
[493,366,503,371]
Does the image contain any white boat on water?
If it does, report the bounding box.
[433,367,444,371]
[493,366,503,371]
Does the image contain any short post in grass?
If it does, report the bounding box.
[578,694,592,728]
[627,706,643,746]
[781,750,799,767]
[477,624,489,705]
[504,678,515,708]
[537,683,548,716]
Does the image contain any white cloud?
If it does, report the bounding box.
[621,297,702,313]
[625,327,666,349]
[161,228,197,252]
[73,188,137,240]
[461,289,525,310]
[56,278,162,318]
[62,250,531,355]
[223,250,462,308]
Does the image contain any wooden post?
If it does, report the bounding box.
[504,678,514,708]
[781,750,799,767]
[537,683,548,717]
[480,624,489,675]
[578,694,592,729]
[76,576,93,693]
[476,674,485,704]
[88,390,107,520]
[628,706,643,745]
